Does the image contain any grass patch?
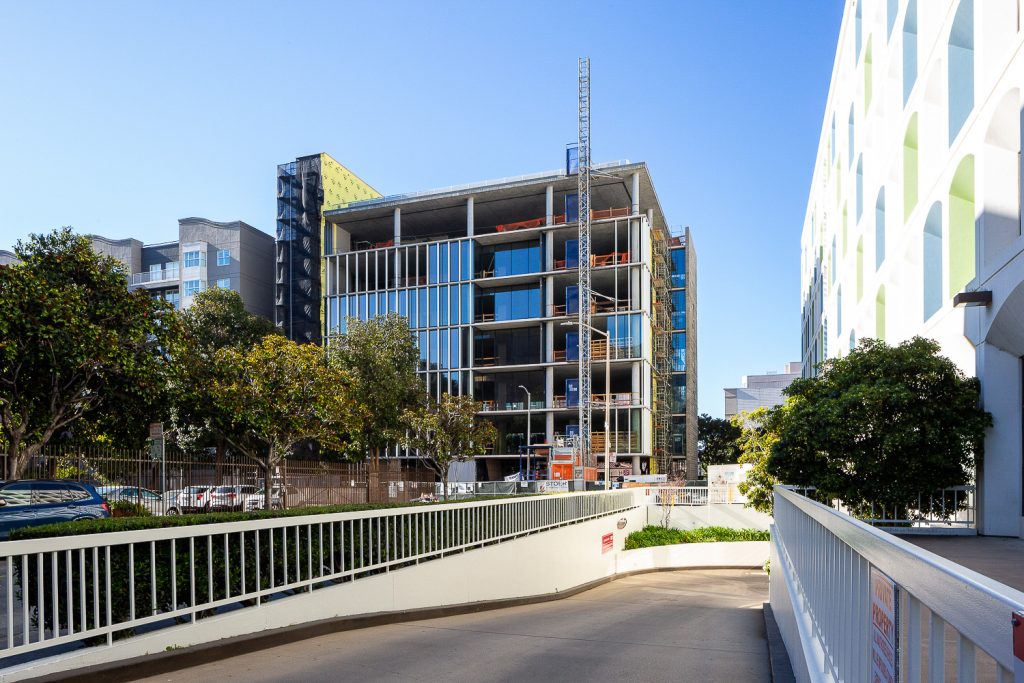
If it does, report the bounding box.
[624,525,770,549]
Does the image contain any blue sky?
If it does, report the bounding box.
[0,1,844,418]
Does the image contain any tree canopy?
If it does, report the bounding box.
[403,394,496,501]
[767,337,991,517]
[697,413,742,477]
[0,229,174,478]
[210,335,353,507]
[327,314,422,462]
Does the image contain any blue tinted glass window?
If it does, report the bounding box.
[566,331,579,361]
[495,289,511,320]
[566,240,579,268]
[418,288,428,328]
[461,241,472,280]
[672,291,686,328]
[440,330,449,369]
[566,285,579,314]
[378,293,386,316]
[399,290,407,316]
[462,284,472,323]
[672,332,686,371]
[367,293,376,318]
[529,287,540,317]
[429,287,438,327]
[359,294,367,320]
[450,286,460,324]
[430,330,439,370]
[428,244,438,284]
[566,379,579,407]
[439,286,449,326]
[450,242,460,282]
[439,244,448,284]
[565,194,578,222]
[450,329,460,369]
[388,291,397,314]
[671,250,686,287]
[419,332,428,369]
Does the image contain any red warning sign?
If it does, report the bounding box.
[601,533,614,553]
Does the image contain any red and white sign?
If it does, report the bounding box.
[870,567,898,683]
[601,533,614,554]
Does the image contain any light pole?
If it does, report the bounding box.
[562,319,611,490]
[518,385,531,481]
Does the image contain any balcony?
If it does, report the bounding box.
[553,251,631,270]
[551,392,639,409]
[478,399,546,412]
[128,263,180,287]
[553,337,638,362]
[551,431,640,453]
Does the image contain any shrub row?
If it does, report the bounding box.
[624,525,770,549]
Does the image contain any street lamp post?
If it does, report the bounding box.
[562,320,611,490]
[518,385,531,481]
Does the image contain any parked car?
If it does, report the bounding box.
[170,485,215,514]
[243,485,302,511]
[0,480,110,538]
[209,485,259,512]
[97,486,167,515]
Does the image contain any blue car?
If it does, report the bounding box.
[0,480,111,539]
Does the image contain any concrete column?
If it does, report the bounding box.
[545,185,554,225]
[976,342,1022,536]
[546,411,555,446]
[631,172,640,215]
[632,455,642,475]
[467,197,475,237]
[545,365,554,408]
[393,208,401,245]
[545,231,554,271]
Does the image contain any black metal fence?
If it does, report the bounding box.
[1,446,438,509]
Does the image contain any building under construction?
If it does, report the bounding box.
[274,157,698,481]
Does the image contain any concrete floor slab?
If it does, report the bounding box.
[133,569,770,683]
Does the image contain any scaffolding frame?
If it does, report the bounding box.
[576,56,593,472]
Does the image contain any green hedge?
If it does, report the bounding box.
[624,525,770,549]
[9,497,521,641]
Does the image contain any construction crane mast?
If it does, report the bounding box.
[576,57,593,473]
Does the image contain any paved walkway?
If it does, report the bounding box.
[135,569,771,683]
[905,535,1024,593]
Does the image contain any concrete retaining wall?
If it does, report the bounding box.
[646,504,773,531]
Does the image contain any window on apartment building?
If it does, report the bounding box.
[184,250,201,268]
[217,249,230,267]
[183,280,202,298]
[216,278,231,289]
[166,291,180,310]
[149,263,162,276]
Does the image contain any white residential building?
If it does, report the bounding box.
[724,362,802,420]
[800,0,1024,536]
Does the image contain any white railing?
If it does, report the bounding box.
[651,485,748,506]
[0,490,638,666]
[771,486,1024,682]
[789,485,976,531]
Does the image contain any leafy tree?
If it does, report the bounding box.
[169,288,277,474]
[768,337,991,519]
[697,413,742,477]
[0,229,173,479]
[210,335,353,508]
[735,407,784,515]
[402,394,496,501]
[328,315,422,499]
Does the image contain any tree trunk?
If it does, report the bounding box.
[214,439,226,485]
[263,448,274,512]
[440,470,449,502]
[367,448,380,503]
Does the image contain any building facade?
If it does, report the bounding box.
[90,218,275,317]
[723,362,802,420]
[282,159,697,481]
[275,153,381,343]
[800,0,1024,536]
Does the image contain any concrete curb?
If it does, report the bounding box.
[763,602,797,683]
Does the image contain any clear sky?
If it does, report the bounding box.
[0,1,844,418]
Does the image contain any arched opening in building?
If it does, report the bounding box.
[904,114,919,220]
[948,0,974,144]
[948,155,976,298]
[981,89,1021,266]
[923,201,943,320]
[875,286,886,340]
[903,0,918,105]
[876,188,886,269]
